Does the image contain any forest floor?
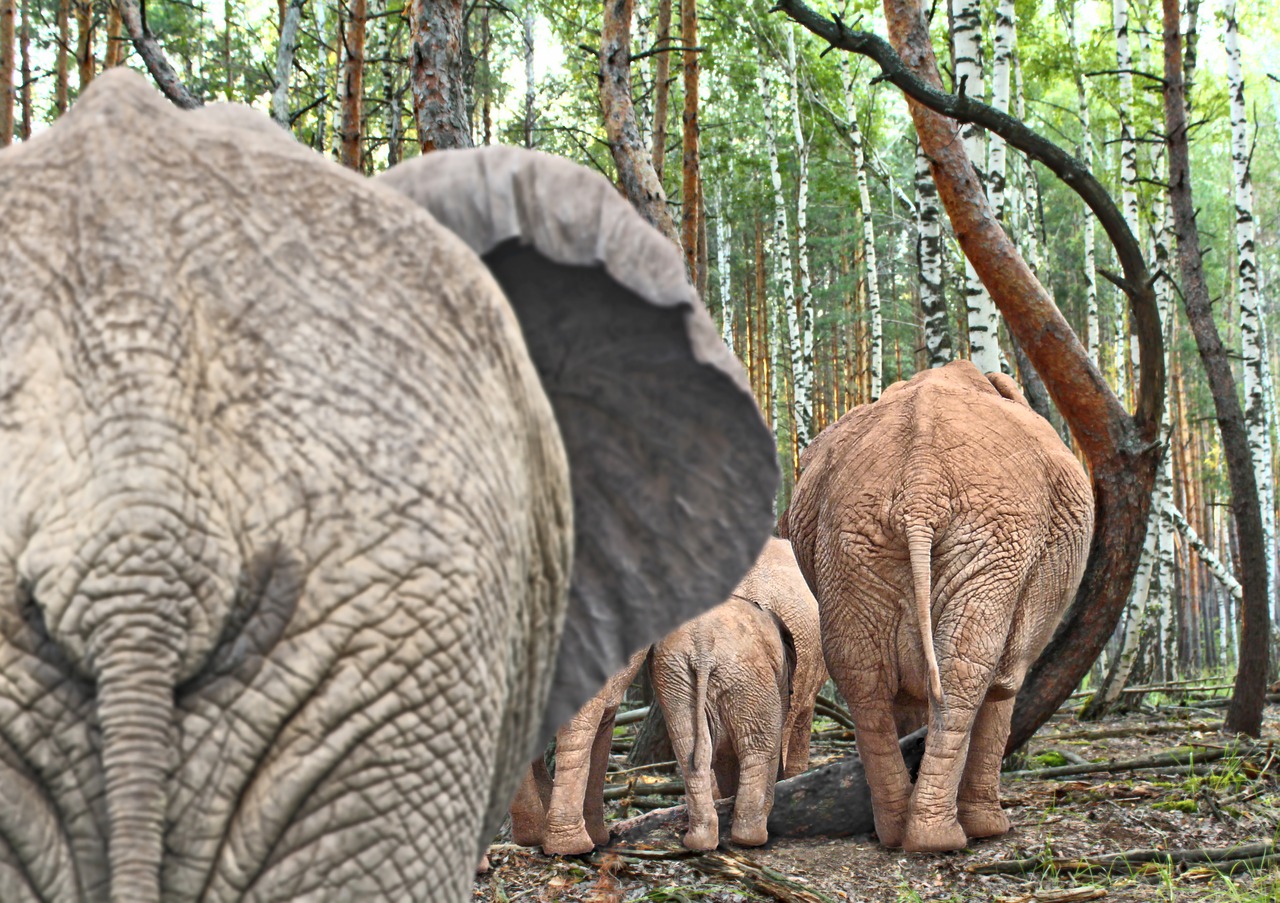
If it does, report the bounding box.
[472,699,1280,903]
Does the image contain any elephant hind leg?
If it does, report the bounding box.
[583,706,620,847]
[957,694,1014,839]
[509,758,552,846]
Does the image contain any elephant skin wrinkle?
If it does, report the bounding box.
[0,71,778,903]
[784,360,1093,854]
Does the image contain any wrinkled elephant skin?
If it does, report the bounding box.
[651,540,822,851]
[784,362,1093,853]
[0,72,778,902]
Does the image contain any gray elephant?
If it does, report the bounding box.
[0,71,778,902]
[650,538,822,851]
[784,361,1093,853]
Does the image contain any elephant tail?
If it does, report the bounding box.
[690,661,713,783]
[906,523,943,705]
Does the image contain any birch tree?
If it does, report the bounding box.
[915,140,951,367]
[1061,2,1100,365]
[523,9,536,148]
[845,57,883,396]
[987,0,1014,223]
[1112,0,1138,396]
[950,0,1000,374]
[759,58,798,449]
[650,0,672,182]
[716,186,733,352]
[270,0,306,127]
[1226,0,1276,625]
[785,26,814,437]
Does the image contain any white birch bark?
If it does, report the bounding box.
[988,0,1014,223]
[951,0,1000,374]
[759,62,797,447]
[314,0,328,151]
[1226,0,1277,624]
[1064,3,1099,363]
[785,27,814,443]
[1013,51,1041,274]
[270,0,306,127]
[1166,500,1243,602]
[845,57,883,398]
[329,5,345,161]
[382,0,401,166]
[915,140,951,367]
[716,184,733,352]
[1152,199,1178,679]
[1112,0,1138,399]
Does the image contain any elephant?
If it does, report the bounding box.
[0,70,779,903]
[507,648,648,855]
[650,538,823,851]
[783,360,1093,853]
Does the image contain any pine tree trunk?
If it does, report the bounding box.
[55,0,68,113]
[650,0,671,182]
[103,0,123,68]
[409,0,471,151]
[74,0,92,90]
[680,0,700,286]
[17,0,28,138]
[1225,0,1276,627]
[338,0,366,169]
[785,26,814,439]
[949,0,999,374]
[0,0,13,146]
[271,0,305,128]
[1161,0,1269,736]
[599,0,679,245]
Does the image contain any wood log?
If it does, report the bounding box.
[608,728,927,843]
[968,841,1276,875]
[1004,742,1262,780]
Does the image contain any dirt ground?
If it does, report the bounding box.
[473,701,1280,903]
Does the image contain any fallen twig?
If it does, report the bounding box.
[1042,722,1222,742]
[969,841,1276,875]
[1005,742,1266,780]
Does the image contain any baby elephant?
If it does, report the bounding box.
[507,649,648,855]
[652,538,822,851]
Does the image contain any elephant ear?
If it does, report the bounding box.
[377,147,779,742]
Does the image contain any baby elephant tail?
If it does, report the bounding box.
[690,661,713,780]
[906,523,943,705]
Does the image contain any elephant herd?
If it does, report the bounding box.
[0,72,1094,903]
[499,359,1094,861]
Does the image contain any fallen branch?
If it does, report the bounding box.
[969,841,1276,875]
[609,728,928,843]
[603,779,684,800]
[814,698,857,731]
[613,706,650,727]
[608,848,839,903]
[1005,742,1265,780]
[1042,721,1222,742]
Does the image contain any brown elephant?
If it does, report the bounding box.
[507,648,648,855]
[783,361,1094,853]
[651,539,823,851]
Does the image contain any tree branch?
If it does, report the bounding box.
[117,0,202,108]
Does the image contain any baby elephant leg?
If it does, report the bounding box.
[509,758,552,847]
[957,694,1015,839]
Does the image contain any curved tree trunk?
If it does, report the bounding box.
[773,0,1165,753]
[1161,0,1270,736]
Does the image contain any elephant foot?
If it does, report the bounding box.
[730,817,769,848]
[587,821,611,848]
[510,824,545,847]
[901,817,968,853]
[541,826,596,856]
[958,803,1010,839]
[476,855,491,874]
[872,810,907,849]
[683,823,720,852]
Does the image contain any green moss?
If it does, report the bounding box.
[1153,799,1200,813]
[1032,750,1070,768]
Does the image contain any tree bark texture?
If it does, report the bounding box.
[776,0,1165,753]
[340,0,367,169]
[915,140,951,366]
[679,0,699,284]
[409,0,471,151]
[17,0,28,138]
[54,0,68,112]
[270,0,305,127]
[599,0,679,246]
[74,0,92,90]
[118,0,202,108]
[1161,0,1269,737]
[1225,0,1276,627]
[847,64,883,397]
[650,0,671,182]
[522,10,535,148]
[103,0,124,68]
[1,0,13,146]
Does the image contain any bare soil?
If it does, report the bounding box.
[473,703,1280,902]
